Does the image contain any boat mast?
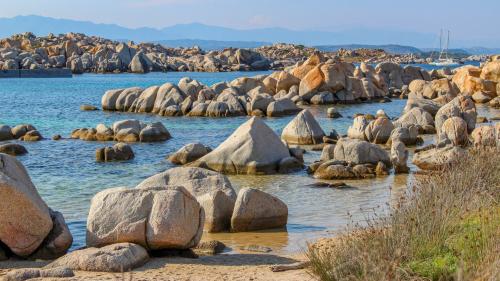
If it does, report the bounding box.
[438,29,443,61]
[445,30,450,60]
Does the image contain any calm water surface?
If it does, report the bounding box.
[0,71,496,254]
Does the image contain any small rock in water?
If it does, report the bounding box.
[476,116,488,123]
[20,130,42,141]
[306,182,352,189]
[80,104,98,111]
[52,134,62,140]
[239,245,272,253]
[327,107,342,118]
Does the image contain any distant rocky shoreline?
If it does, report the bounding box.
[0,32,460,75]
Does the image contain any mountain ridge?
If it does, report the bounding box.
[0,15,498,53]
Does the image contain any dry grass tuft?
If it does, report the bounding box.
[307,148,500,281]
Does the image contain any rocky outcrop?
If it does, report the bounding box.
[190,117,295,174]
[434,96,477,136]
[0,33,298,73]
[230,188,288,232]
[136,167,236,233]
[281,109,325,145]
[46,243,149,272]
[101,76,302,118]
[87,186,204,250]
[0,153,71,258]
[0,124,42,141]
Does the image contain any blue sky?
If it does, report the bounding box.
[0,0,498,46]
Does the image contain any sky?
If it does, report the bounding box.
[0,0,498,46]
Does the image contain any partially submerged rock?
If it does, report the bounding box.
[391,141,409,173]
[333,138,391,166]
[281,109,325,145]
[0,153,71,258]
[364,117,394,144]
[168,143,211,165]
[190,117,293,174]
[347,116,368,140]
[231,188,288,232]
[0,153,53,257]
[72,120,171,143]
[95,143,134,162]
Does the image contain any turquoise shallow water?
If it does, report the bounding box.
[2,71,484,254]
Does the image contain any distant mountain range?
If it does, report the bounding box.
[0,15,498,55]
[316,44,422,54]
[154,39,270,50]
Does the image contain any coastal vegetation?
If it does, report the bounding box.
[308,148,500,281]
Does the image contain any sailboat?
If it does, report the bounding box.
[429,29,459,66]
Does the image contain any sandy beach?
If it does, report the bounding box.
[0,253,312,281]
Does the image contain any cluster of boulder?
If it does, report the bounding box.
[407,58,500,109]
[1,151,289,273]
[100,75,305,118]
[0,124,43,141]
[71,119,171,143]
[0,32,313,74]
[99,54,436,120]
[1,32,436,75]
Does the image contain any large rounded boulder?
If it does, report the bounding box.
[231,188,288,232]
[0,154,72,259]
[86,186,204,250]
[136,167,236,233]
[435,95,477,136]
[0,153,53,257]
[190,117,293,174]
[439,117,469,146]
[364,117,394,144]
[333,138,391,166]
[281,109,325,145]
